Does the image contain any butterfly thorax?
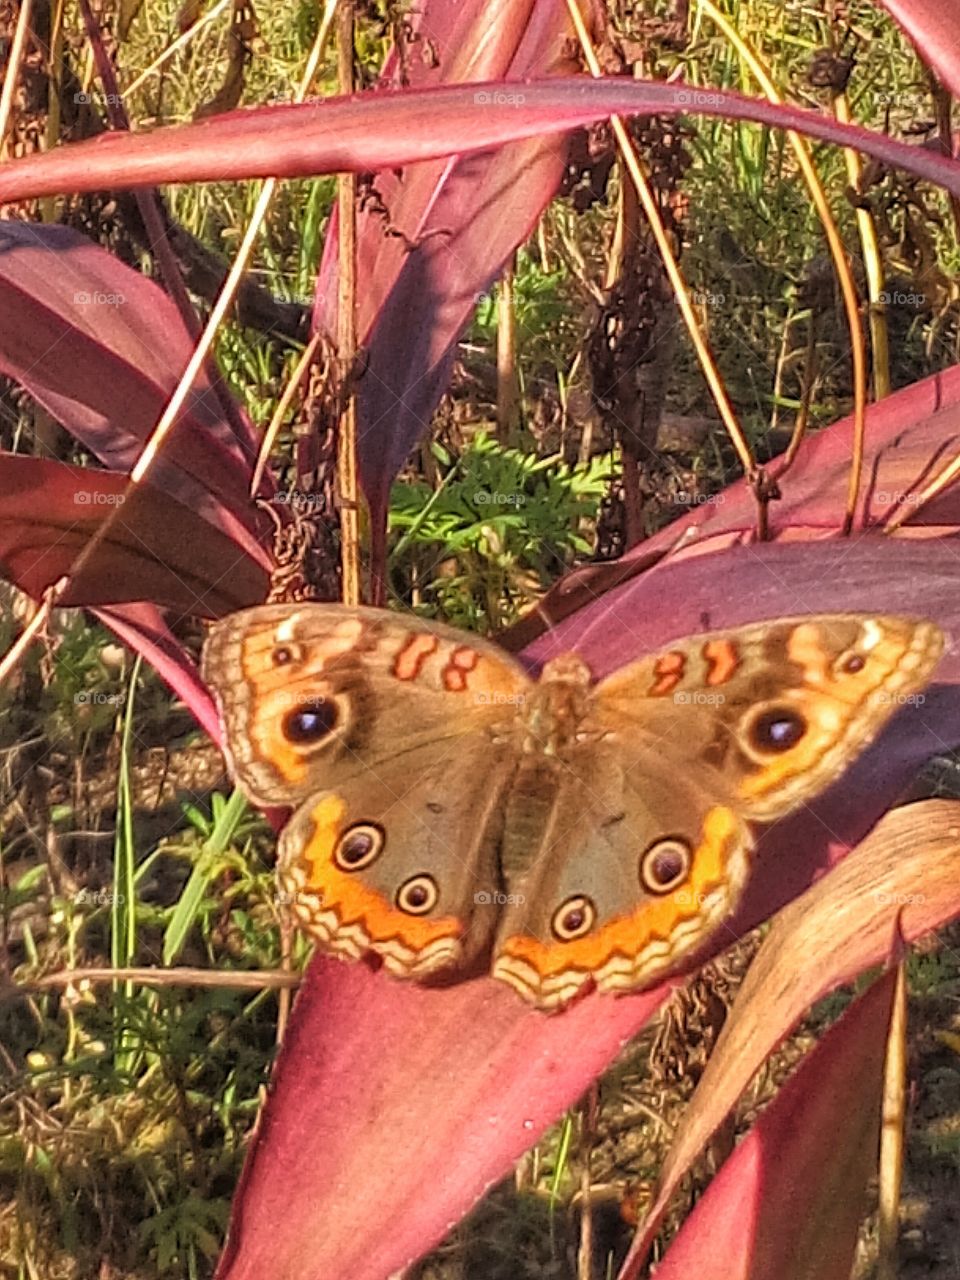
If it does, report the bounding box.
[520,654,597,757]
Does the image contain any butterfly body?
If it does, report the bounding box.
[202,605,943,1011]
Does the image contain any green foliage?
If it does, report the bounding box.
[4,670,283,1278]
[906,946,960,997]
[388,432,613,631]
[162,789,258,965]
[1,975,274,1276]
[45,614,134,747]
[471,249,569,354]
[138,1195,231,1275]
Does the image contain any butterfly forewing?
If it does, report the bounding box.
[593,614,944,820]
[202,603,532,807]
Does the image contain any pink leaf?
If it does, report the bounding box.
[0,221,269,557]
[1,81,958,208]
[647,967,900,1280]
[0,457,268,612]
[316,0,591,521]
[215,959,668,1280]
[96,602,221,742]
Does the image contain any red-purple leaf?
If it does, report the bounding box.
[95,602,221,741]
[315,0,589,340]
[0,457,268,613]
[645,968,899,1280]
[353,126,572,527]
[0,221,269,555]
[622,799,960,1277]
[316,0,591,521]
[214,958,669,1280]
[1,81,958,207]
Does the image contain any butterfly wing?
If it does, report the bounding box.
[279,738,516,979]
[492,613,942,1009]
[201,603,532,806]
[202,604,532,979]
[492,741,750,1010]
[592,613,944,821]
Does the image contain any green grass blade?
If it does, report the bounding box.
[163,787,250,965]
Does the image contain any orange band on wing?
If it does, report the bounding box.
[393,634,439,681]
[499,806,741,978]
[648,651,686,696]
[703,639,740,686]
[292,795,463,951]
[442,646,480,692]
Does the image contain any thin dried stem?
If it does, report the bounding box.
[0,585,53,689]
[695,0,868,532]
[123,0,232,99]
[496,254,521,441]
[772,311,817,481]
[0,0,34,161]
[336,0,363,607]
[883,448,960,533]
[877,959,907,1280]
[251,331,324,496]
[6,965,301,1000]
[566,0,755,481]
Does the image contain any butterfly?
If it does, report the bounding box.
[201,605,942,1011]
